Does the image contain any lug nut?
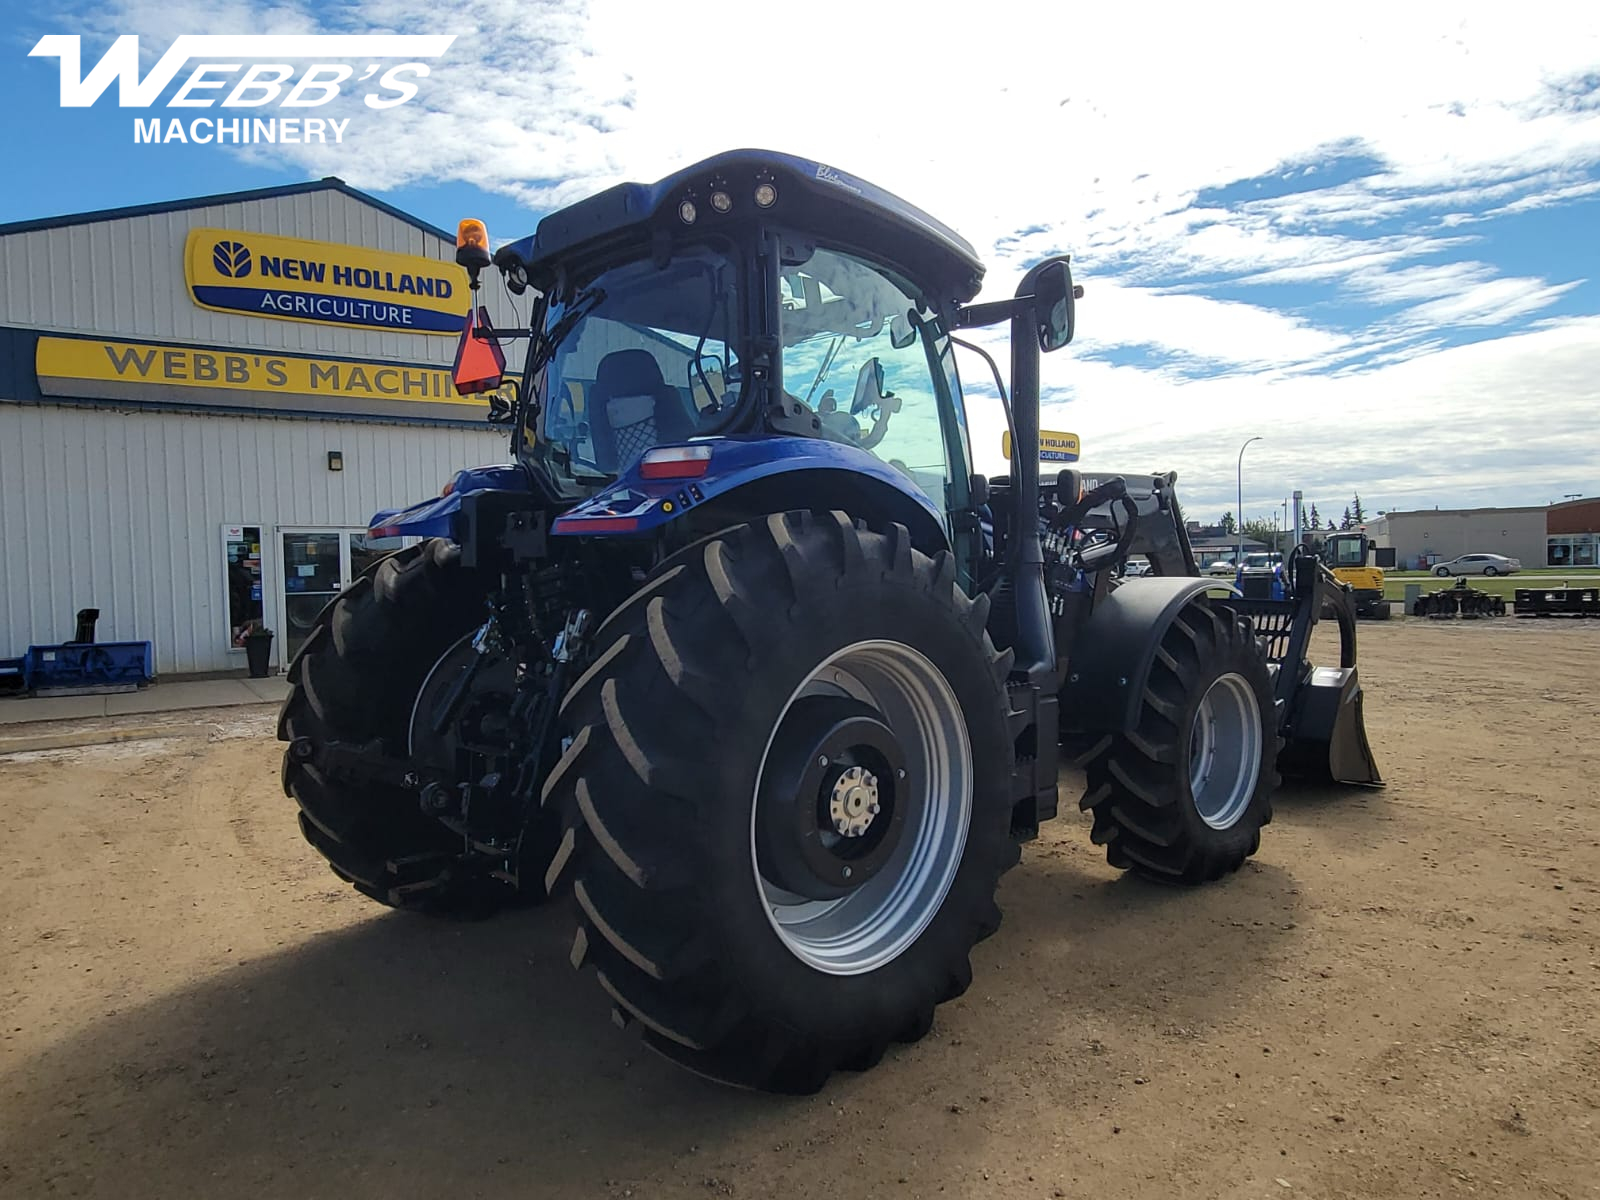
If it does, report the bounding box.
[869,803,880,815]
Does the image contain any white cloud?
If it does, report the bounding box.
[974,316,1600,520]
[1068,282,1350,369]
[91,0,1600,508]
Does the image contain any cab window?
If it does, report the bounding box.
[778,248,961,507]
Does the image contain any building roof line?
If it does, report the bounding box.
[1377,505,1549,518]
[0,177,452,242]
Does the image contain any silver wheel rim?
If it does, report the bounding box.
[1188,672,1262,831]
[751,640,972,976]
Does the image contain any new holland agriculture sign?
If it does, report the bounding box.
[184,228,470,334]
[1002,429,1080,463]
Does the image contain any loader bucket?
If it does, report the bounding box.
[1278,664,1383,786]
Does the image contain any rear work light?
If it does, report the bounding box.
[639,445,714,480]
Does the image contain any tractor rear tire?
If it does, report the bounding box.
[542,511,1018,1093]
[1079,597,1279,884]
[278,538,525,917]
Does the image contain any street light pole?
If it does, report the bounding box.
[1237,436,1262,567]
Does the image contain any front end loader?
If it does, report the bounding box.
[277,149,1379,1093]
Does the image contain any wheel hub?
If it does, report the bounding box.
[828,765,881,837]
[755,696,908,901]
[751,639,975,977]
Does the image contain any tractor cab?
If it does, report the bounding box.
[445,150,1076,604]
[461,152,988,507]
[1321,531,1371,569]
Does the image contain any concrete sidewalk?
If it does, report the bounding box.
[0,676,289,725]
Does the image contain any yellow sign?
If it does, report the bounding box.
[184,227,470,334]
[1002,429,1080,463]
[34,336,514,419]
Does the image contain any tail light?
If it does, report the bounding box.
[639,445,713,480]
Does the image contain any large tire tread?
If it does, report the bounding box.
[543,511,1018,1093]
[277,539,514,917]
[1078,598,1279,886]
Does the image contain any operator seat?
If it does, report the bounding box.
[588,349,694,472]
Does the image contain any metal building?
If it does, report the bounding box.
[1367,497,1600,571]
[0,179,520,676]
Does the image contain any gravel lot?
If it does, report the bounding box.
[2,618,1597,1199]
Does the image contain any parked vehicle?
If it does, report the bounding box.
[1433,553,1521,577]
[1241,553,1283,574]
[277,148,1382,1094]
[1205,559,1238,576]
[1321,532,1389,619]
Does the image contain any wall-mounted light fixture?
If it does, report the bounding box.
[328,450,344,472]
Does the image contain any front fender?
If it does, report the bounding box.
[1059,576,1238,734]
[549,435,948,541]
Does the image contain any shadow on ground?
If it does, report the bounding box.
[2,851,1305,1199]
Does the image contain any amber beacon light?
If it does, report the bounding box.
[456,218,491,271]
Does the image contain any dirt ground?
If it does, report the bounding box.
[2,619,1597,1200]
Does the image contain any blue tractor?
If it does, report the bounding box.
[278,150,1379,1092]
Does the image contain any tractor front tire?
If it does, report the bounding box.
[542,511,1018,1093]
[1079,597,1279,884]
[278,538,524,917]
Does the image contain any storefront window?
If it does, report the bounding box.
[1547,535,1597,567]
[224,526,264,648]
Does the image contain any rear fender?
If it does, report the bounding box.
[1059,576,1236,734]
[368,463,530,539]
[549,435,949,549]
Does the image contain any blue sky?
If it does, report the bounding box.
[4,2,1599,523]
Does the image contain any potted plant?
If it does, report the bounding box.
[241,621,274,678]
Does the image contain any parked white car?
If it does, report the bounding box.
[1433,553,1521,577]
[1205,559,1238,577]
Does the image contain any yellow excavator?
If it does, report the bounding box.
[1321,530,1389,619]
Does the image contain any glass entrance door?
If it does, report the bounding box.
[275,529,408,669]
[348,532,392,582]
[280,531,344,664]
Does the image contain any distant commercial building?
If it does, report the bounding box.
[1,178,518,676]
[1367,497,1600,570]
[1183,523,1267,567]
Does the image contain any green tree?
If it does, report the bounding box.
[1351,493,1366,524]
[1242,518,1280,552]
[1340,505,1353,530]
[1220,511,1237,535]
[1307,502,1321,530]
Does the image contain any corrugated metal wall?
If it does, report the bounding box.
[0,187,523,353]
[0,403,506,674]
[0,185,532,676]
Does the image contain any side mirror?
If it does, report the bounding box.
[1034,260,1082,353]
[968,473,990,507]
[850,356,888,415]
